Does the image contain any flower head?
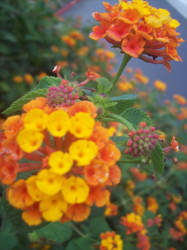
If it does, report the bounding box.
[154,80,167,92]
[100,231,123,250]
[1,98,121,226]
[90,0,183,70]
[125,122,159,157]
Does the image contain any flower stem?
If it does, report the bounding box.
[70,222,87,238]
[112,53,131,88]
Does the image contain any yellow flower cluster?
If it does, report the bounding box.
[100,231,123,250]
[3,99,121,226]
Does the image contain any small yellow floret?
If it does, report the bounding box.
[27,175,45,201]
[69,139,98,166]
[62,176,89,204]
[23,108,48,131]
[69,112,95,138]
[40,193,67,222]
[17,128,44,153]
[49,151,73,175]
[145,15,162,28]
[36,169,63,196]
[47,110,70,137]
[170,19,180,28]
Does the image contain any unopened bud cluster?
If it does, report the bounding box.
[47,83,79,108]
[125,122,159,157]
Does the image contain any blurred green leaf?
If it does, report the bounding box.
[88,216,111,237]
[121,107,152,128]
[33,222,72,244]
[66,237,94,250]
[109,94,137,113]
[0,231,17,250]
[96,77,112,94]
[35,76,61,89]
[151,143,164,174]
[2,88,47,115]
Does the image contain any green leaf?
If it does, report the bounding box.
[106,113,134,130]
[2,88,47,115]
[151,143,164,174]
[109,94,137,113]
[65,241,77,250]
[0,231,17,250]
[96,77,112,93]
[121,107,152,128]
[72,237,94,250]
[110,94,137,102]
[123,242,134,250]
[33,222,72,244]
[35,76,61,89]
[88,216,111,237]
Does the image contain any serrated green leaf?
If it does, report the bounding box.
[34,222,72,243]
[89,216,111,237]
[96,77,112,93]
[2,88,47,115]
[35,76,61,89]
[109,94,137,113]
[151,143,164,174]
[121,107,152,128]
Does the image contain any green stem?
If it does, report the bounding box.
[112,53,131,88]
[70,222,87,238]
[107,113,134,131]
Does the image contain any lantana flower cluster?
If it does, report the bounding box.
[90,0,183,70]
[0,98,121,226]
[100,231,123,250]
[121,213,150,250]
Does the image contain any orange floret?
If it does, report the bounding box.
[22,204,42,226]
[66,204,90,222]
[68,101,97,118]
[0,160,18,185]
[23,97,50,113]
[7,179,34,209]
[86,186,110,207]
[84,160,109,186]
[105,165,121,186]
[99,141,121,166]
[2,115,23,139]
[90,122,110,149]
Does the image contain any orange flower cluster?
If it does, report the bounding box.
[147,196,159,214]
[121,213,150,250]
[0,98,121,226]
[173,94,186,106]
[90,0,183,70]
[174,211,187,236]
[121,212,145,234]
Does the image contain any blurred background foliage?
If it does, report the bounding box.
[0,0,114,113]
